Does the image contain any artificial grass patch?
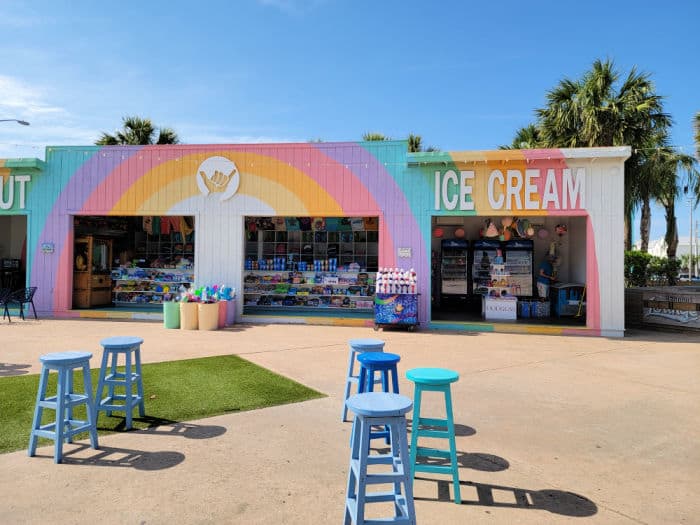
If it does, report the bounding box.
[0,354,324,454]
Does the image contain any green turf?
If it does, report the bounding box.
[0,355,324,454]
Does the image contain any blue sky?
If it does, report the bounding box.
[0,0,698,243]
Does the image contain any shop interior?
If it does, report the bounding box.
[71,216,195,309]
[430,215,587,325]
[243,216,379,315]
[0,215,27,290]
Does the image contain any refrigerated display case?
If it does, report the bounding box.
[440,239,469,297]
[503,239,534,297]
[471,239,501,295]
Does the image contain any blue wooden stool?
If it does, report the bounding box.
[28,351,99,463]
[94,336,145,430]
[341,338,385,422]
[406,367,461,504]
[344,392,416,525]
[357,352,401,443]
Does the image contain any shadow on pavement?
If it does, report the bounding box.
[39,443,185,471]
[102,416,227,440]
[0,362,31,377]
[415,477,597,517]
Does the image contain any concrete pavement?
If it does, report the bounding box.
[1,319,698,524]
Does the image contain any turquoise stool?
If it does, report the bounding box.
[342,338,385,422]
[344,392,416,525]
[28,351,99,463]
[406,367,461,504]
[94,336,145,430]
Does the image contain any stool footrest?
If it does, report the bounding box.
[415,428,450,439]
[413,463,456,475]
[104,373,140,383]
[40,393,90,408]
[417,416,448,427]
[35,420,93,438]
[415,446,452,459]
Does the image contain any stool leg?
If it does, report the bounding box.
[28,367,50,457]
[54,368,67,463]
[345,414,362,523]
[409,384,423,478]
[391,366,399,394]
[107,352,118,417]
[135,347,145,417]
[125,349,133,429]
[381,367,389,393]
[355,417,371,525]
[65,368,74,444]
[396,417,416,523]
[444,386,461,504]
[94,349,110,423]
[389,419,402,509]
[82,362,99,450]
[341,349,356,422]
[358,365,367,394]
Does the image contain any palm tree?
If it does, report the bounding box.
[408,133,422,153]
[96,116,180,145]
[362,132,389,142]
[500,124,541,149]
[644,147,699,262]
[535,59,671,250]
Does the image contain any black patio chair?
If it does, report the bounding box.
[5,287,38,321]
[1,288,14,322]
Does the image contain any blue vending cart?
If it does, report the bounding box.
[374,293,419,331]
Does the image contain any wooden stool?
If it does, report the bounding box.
[341,338,385,422]
[344,392,416,525]
[28,351,99,463]
[406,367,461,504]
[94,336,145,430]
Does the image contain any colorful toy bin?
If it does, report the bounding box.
[163,301,181,329]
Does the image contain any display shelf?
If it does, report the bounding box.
[243,269,375,311]
[133,217,195,267]
[244,217,379,272]
[440,239,468,296]
[111,267,193,306]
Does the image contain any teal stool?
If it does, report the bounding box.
[94,336,145,430]
[406,367,461,504]
[28,351,99,463]
[342,338,385,422]
[344,392,416,525]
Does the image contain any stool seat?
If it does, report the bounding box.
[40,351,93,367]
[100,336,144,349]
[345,392,412,417]
[348,338,385,351]
[406,367,459,385]
[357,351,400,367]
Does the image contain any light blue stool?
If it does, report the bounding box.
[342,338,385,422]
[406,367,461,504]
[94,336,145,430]
[344,392,416,525]
[28,351,99,463]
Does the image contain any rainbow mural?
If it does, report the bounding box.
[1,142,629,336]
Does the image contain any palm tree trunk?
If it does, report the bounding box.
[664,202,679,259]
[624,212,632,251]
[639,199,651,252]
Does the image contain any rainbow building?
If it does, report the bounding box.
[0,141,629,336]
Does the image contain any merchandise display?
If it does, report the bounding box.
[374,267,419,330]
[243,270,375,310]
[112,267,194,306]
[440,239,468,296]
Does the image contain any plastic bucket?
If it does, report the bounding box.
[163,301,180,329]
[218,300,227,328]
[225,299,236,326]
[198,302,219,331]
[179,302,199,330]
